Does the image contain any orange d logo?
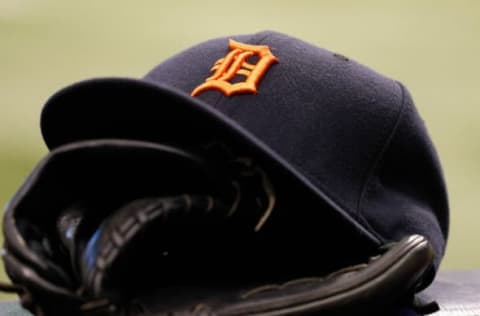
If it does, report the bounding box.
[191,39,278,97]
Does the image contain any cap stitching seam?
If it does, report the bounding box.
[356,81,408,238]
[251,31,274,45]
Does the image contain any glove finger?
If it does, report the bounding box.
[135,235,434,316]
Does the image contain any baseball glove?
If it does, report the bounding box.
[1,139,436,315]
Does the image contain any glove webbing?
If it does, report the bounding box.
[79,194,236,314]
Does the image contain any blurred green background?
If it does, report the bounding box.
[1,0,479,299]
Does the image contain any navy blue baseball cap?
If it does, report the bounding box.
[40,31,449,278]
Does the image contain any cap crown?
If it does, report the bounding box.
[40,31,449,271]
[144,31,449,268]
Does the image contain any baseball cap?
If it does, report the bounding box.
[39,30,449,279]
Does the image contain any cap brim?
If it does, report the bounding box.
[41,77,382,246]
